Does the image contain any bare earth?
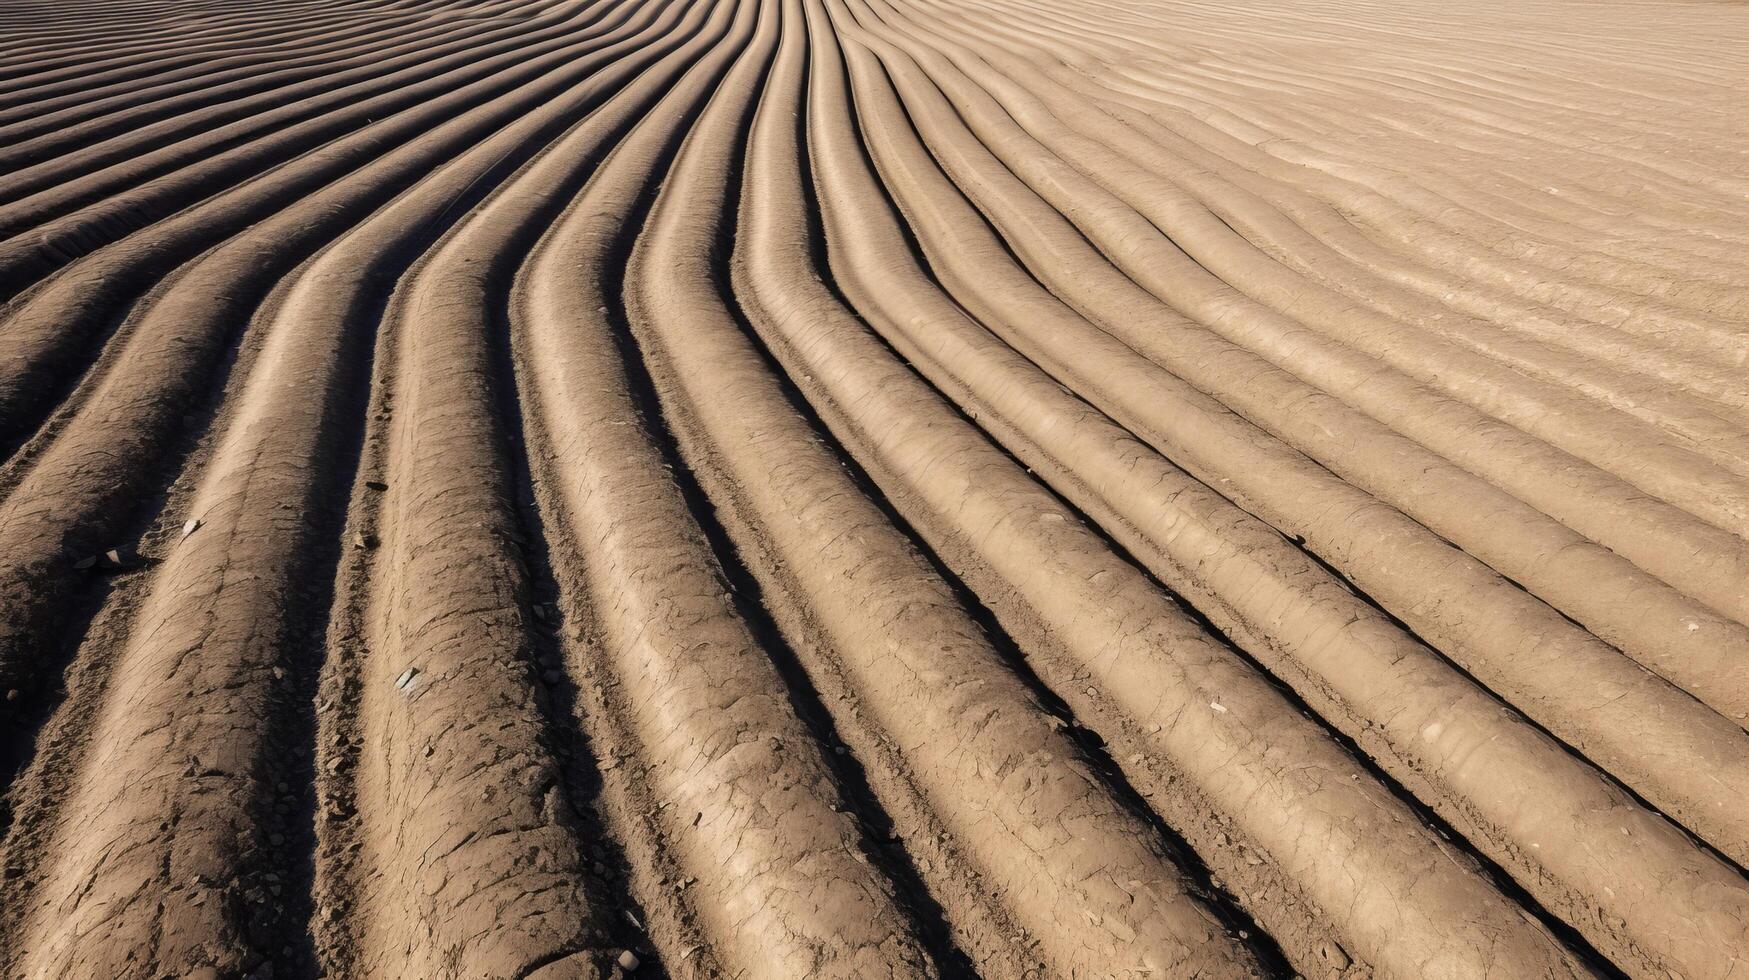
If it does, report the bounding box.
[1,0,1746,976]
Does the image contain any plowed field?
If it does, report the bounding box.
[2,0,1747,976]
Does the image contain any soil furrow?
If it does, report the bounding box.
[6,1,1746,976]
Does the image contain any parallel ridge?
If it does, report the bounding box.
[0,0,1745,976]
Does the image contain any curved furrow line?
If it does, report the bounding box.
[0,1,470,133]
[812,16,1749,978]
[0,0,681,796]
[510,1,947,973]
[837,0,1749,725]
[997,68,1749,390]
[0,0,555,211]
[0,4,376,93]
[0,0,654,443]
[0,0,359,81]
[4,1,1746,976]
[787,1,1594,974]
[1084,95,1749,363]
[298,0,749,961]
[871,0,1749,519]
[1082,28,1749,225]
[622,3,1268,973]
[857,0,1749,588]
[314,3,761,975]
[0,0,628,290]
[0,0,548,185]
[1082,64,1749,268]
[830,0,1749,854]
[1013,0,1749,218]
[813,11,1749,978]
[921,0,1749,261]
[0,3,716,976]
[951,0,1749,364]
[1084,49,1749,259]
[0,3,452,128]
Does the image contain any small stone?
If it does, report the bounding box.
[616,950,640,971]
[73,555,97,570]
[1319,942,1350,970]
[4,689,16,702]
[395,667,419,690]
[354,532,378,551]
[364,481,388,492]
[182,518,202,538]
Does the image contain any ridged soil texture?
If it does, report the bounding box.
[2,0,1746,977]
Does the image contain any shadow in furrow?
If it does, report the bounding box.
[798,33,1619,973]
[580,81,975,970]
[486,263,668,980]
[711,54,1289,969]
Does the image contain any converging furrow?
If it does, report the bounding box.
[2,0,1746,976]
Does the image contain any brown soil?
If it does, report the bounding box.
[2,0,1746,976]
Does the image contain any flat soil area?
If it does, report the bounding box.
[1,0,1746,976]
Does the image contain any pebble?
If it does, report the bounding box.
[365,480,389,492]
[616,950,640,971]
[182,518,202,538]
[395,667,419,690]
